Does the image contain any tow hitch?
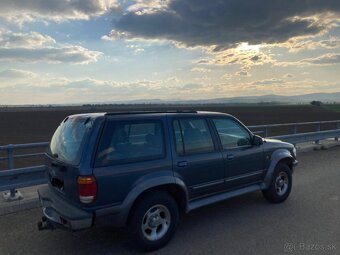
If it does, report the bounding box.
[37,216,56,231]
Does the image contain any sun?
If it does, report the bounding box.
[236,42,261,53]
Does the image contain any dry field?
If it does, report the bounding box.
[1,104,340,169]
[1,104,340,145]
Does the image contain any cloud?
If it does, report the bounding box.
[277,53,340,67]
[196,44,274,68]
[264,37,340,52]
[217,79,340,97]
[0,47,103,64]
[126,0,170,15]
[252,78,285,86]
[318,39,340,49]
[0,30,103,64]
[191,67,211,73]
[181,83,204,90]
[0,30,55,48]
[1,73,339,104]
[222,73,232,80]
[284,73,294,78]
[111,0,340,49]
[236,71,251,77]
[0,69,37,79]
[301,53,340,65]
[0,0,120,24]
[101,29,168,45]
[125,44,145,54]
[0,76,186,104]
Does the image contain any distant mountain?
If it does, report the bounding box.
[3,92,339,107]
[189,92,340,104]
[105,92,340,105]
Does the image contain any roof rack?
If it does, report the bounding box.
[105,110,197,116]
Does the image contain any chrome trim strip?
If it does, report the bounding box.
[225,170,264,182]
[191,179,225,190]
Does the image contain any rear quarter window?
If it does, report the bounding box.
[95,120,165,167]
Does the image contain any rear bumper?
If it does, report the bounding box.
[38,186,93,231]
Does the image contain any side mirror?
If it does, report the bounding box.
[253,135,263,146]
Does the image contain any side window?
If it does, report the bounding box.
[213,118,252,149]
[95,120,165,166]
[173,118,214,155]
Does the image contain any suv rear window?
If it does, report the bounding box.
[49,116,93,165]
[95,120,165,167]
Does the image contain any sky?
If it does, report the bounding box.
[0,0,340,105]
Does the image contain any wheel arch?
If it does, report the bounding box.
[120,176,189,226]
[277,157,295,171]
[263,149,294,188]
[126,183,188,223]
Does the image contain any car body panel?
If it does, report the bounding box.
[167,115,226,198]
[38,111,297,230]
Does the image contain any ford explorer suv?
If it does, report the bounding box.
[38,111,298,251]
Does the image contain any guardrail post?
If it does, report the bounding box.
[3,145,23,201]
[293,125,298,134]
[315,123,321,144]
[336,122,340,141]
[264,127,268,137]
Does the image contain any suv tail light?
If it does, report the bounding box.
[77,176,97,204]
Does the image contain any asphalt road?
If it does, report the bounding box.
[0,147,339,255]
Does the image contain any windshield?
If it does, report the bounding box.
[49,116,93,165]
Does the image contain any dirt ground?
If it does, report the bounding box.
[1,104,340,145]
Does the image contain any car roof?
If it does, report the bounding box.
[105,110,197,115]
[67,111,232,119]
[105,110,231,117]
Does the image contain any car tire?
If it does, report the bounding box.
[128,191,179,251]
[262,163,292,203]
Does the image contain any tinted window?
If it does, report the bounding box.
[213,118,252,149]
[173,118,214,155]
[95,121,165,166]
[50,116,93,165]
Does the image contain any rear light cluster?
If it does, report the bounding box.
[77,176,97,204]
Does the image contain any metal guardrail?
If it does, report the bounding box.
[248,120,340,138]
[0,142,49,200]
[0,120,340,201]
[271,129,340,144]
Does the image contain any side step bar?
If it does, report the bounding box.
[187,184,262,212]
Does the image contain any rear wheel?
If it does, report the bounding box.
[262,163,292,203]
[128,191,179,251]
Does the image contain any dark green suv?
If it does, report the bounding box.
[38,111,298,250]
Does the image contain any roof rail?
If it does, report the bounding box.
[105,110,197,116]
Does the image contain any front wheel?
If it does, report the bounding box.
[262,163,292,203]
[128,191,179,251]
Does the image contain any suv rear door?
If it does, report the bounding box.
[169,116,225,198]
[211,117,265,189]
[47,115,94,203]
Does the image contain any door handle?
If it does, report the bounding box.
[226,154,235,160]
[177,161,188,167]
